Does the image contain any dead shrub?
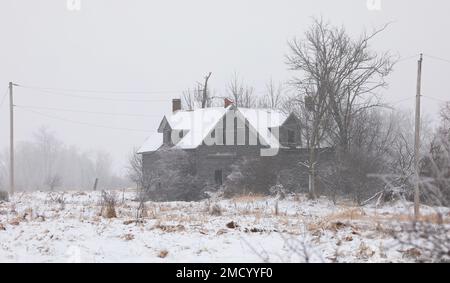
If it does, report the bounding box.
[100,190,117,218]
[158,249,169,258]
[226,221,238,229]
[209,204,222,216]
[357,242,375,259]
[45,192,66,210]
[155,223,185,233]
[403,248,422,259]
[9,218,20,226]
[0,191,9,202]
[122,233,134,241]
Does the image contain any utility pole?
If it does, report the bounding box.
[414,54,423,220]
[9,82,15,196]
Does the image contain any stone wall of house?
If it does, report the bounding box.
[142,145,335,194]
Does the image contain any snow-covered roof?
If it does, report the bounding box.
[174,107,230,149]
[138,106,290,153]
[137,132,163,153]
[238,108,289,149]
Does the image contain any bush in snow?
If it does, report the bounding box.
[0,190,8,202]
[100,190,117,218]
[129,148,205,202]
[223,157,277,198]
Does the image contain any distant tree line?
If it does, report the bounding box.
[0,126,128,192]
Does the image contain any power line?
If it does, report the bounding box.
[422,95,449,103]
[15,105,162,118]
[16,84,183,95]
[397,54,419,64]
[0,88,8,108]
[17,86,173,102]
[17,107,152,133]
[389,97,415,105]
[423,53,450,64]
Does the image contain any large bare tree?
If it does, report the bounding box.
[285,18,395,198]
[287,18,395,153]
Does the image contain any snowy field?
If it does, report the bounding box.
[0,189,449,263]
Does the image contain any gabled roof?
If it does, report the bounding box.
[137,106,291,154]
[138,132,163,153]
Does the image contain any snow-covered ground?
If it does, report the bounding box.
[0,189,448,263]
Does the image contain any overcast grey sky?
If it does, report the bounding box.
[1,0,449,174]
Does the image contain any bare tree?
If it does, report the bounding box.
[440,102,450,128]
[227,72,257,108]
[259,79,284,109]
[286,18,395,199]
[420,103,450,206]
[287,18,395,153]
[182,72,213,110]
[34,126,62,188]
[182,83,203,110]
[45,174,62,191]
[94,151,113,190]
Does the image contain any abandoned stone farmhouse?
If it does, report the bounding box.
[138,98,333,193]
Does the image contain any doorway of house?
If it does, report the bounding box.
[214,169,223,185]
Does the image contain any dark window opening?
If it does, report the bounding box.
[287,130,295,144]
[211,130,215,138]
[214,169,223,185]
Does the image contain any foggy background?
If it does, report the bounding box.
[0,0,449,177]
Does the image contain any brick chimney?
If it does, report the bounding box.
[172,98,181,113]
[224,98,233,108]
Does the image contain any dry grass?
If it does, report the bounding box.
[325,208,367,222]
[386,213,449,224]
[232,194,267,203]
[122,233,135,241]
[323,207,450,227]
[154,222,185,233]
[209,203,223,216]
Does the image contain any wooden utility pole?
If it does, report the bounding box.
[93,178,99,191]
[9,82,15,196]
[414,54,423,220]
[201,72,212,108]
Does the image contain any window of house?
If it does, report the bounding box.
[214,169,223,185]
[287,130,295,144]
[210,129,215,138]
